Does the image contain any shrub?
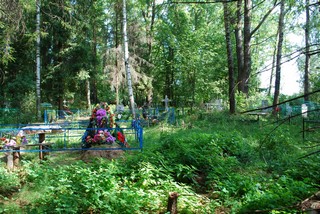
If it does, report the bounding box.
[0,167,21,196]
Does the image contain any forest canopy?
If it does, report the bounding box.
[0,0,320,120]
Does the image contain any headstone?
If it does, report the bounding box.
[116,104,124,113]
[215,99,223,111]
[302,103,308,118]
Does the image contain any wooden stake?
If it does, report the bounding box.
[167,192,179,214]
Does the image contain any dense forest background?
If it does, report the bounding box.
[0,0,320,120]
[1,1,320,213]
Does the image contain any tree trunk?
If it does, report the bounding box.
[242,0,252,95]
[36,0,41,121]
[240,0,278,96]
[268,32,278,97]
[235,0,244,93]
[272,0,285,115]
[304,0,310,101]
[122,0,136,118]
[115,1,121,105]
[86,79,91,112]
[223,2,236,114]
[142,0,156,61]
[164,46,174,104]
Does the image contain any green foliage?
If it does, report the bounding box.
[237,176,314,213]
[0,167,20,196]
[21,159,209,213]
[1,110,320,213]
[20,92,37,123]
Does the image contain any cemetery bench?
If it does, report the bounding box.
[2,125,63,169]
[5,142,54,169]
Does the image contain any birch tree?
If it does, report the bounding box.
[235,0,244,93]
[122,0,136,118]
[304,0,310,101]
[36,0,41,120]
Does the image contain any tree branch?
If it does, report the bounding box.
[250,1,280,38]
[241,88,320,114]
[299,150,320,159]
[254,43,320,76]
[309,2,320,7]
[171,0,237,4]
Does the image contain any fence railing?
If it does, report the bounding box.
[0,120,143,153]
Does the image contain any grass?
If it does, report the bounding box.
[0,111,319,213]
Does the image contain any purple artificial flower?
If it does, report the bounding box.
[104,130,116,143]
[22,137,28,145]
[96,109,107,126]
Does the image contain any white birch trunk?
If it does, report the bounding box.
[86,79,91,112]
[122,0,136,118]
[304,0,310,101]
[36,0,41,120]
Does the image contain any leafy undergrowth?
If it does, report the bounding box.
[0,112,319,213]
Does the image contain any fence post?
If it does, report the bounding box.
[39,133,45,160]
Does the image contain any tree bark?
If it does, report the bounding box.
[242,0,252,95]
[223,2,236,114]
[164,46,174,105]
[36,0,41,121]
[304,0,310,101]
[240,0,278,95]
[268,30,278,97]
[235,0,244,93]
[272,0,285,115]
[86,79,91,112]
[122,0,136,118]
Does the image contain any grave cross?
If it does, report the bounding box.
[162,95,171,111]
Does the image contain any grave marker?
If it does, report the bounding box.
[215,99,223,111]
[162,95,171,111]
[116,104,125,113]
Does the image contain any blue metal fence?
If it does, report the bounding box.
[0,120,143,153]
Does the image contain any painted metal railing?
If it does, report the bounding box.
[0,120,143,153]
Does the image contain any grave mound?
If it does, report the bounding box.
[80,144,125,162]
